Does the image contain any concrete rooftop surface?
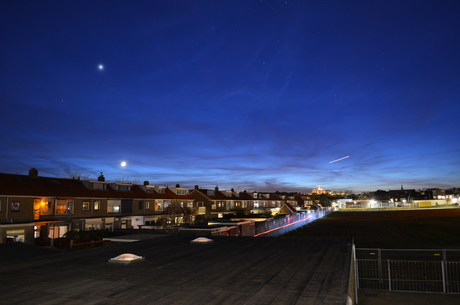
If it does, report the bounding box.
[0,235,353,305]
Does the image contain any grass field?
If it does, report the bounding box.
[284,208,460,249]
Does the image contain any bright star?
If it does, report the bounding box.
[121,161,127,167]
[98,64,104,70]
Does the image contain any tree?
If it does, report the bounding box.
[319,194,331,207]
[115,177,132,183]
[374,190,390,200]
[65,172,91,180]
[158,205,192,230]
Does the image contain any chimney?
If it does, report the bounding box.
[98,172,105,182]
[215,185,219,191]
[195,185,199,190]
[176,184,180,188]
[29,168,38,179]
[144,181,149,185]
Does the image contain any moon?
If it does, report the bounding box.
[120,161,127,167]
[98,64,104,70]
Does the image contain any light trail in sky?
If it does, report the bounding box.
[329,156,350,164]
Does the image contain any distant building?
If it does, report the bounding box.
[389,185,418,204]
[312,185,326,195]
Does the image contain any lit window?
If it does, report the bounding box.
[6,229,25,242]
[56,200,73,215]
[83,202,89,210]
[108,203,120,213]
[40,201,53,215]
[156,201,163,211]
[94,202,100,210]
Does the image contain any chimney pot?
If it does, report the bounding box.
[29,168,38,179]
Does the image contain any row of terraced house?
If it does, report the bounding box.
[0,168,311,244]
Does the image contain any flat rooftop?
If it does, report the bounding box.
[0,235,353,305]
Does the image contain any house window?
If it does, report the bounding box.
[108,204,120,213]
[156,201,163,211]
[83,202,89,210]
[6,229,25,242]
[146,202,150,209]
[116,185,132,191]
[94,202,100,210]
[11,201,20,211]
[90,182,106,190]
[108,200,121,213]
[138,201,143,210]
[48,225,68,239]
[56,200,73,215]
[40,201,53,215]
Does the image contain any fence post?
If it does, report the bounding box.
[387,259,391,292]
[442,249,447,293]
[353,244,359,305]
[441,260,446,293]
[378,248,382,282]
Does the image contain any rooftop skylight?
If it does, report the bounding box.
[190,237,213,244]
[108,253,144,264]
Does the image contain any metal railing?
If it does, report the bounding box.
[355,248,460,294]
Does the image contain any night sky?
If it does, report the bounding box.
[1,0,459,193]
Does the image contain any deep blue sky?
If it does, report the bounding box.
[1,0,459,193]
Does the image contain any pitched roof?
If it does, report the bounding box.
[0,172,91,197]
[279,202,297,215]
[0,172,189,201]
[190,188,235,200]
